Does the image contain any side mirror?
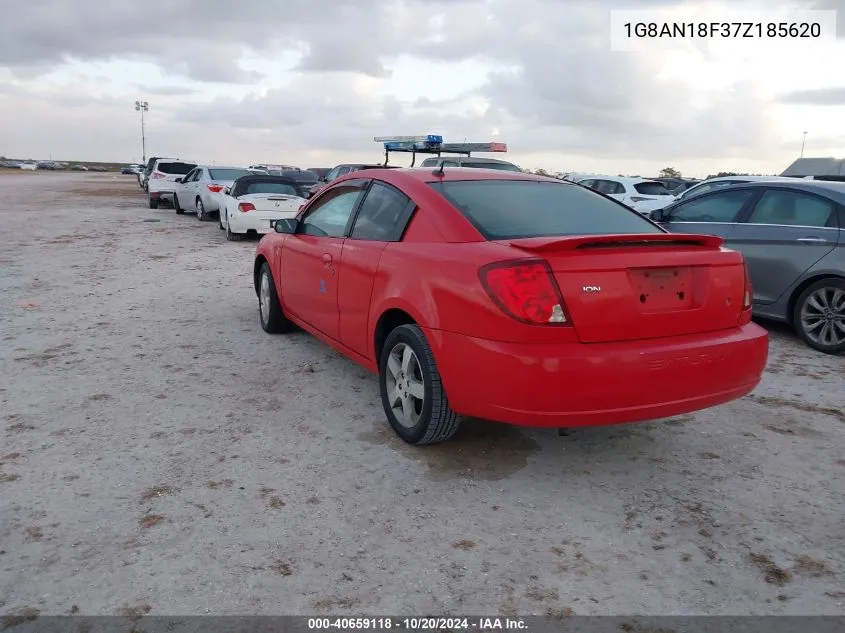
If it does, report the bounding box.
[650,209,666,222]
[274,218,298,234]
[175,177,182,183]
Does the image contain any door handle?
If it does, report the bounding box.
[322,254,332,266]
[796,237,828,244]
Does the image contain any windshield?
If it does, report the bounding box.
[242,182,302,197]
[465,161,522,172]
[209,168,253,181]
[431,180,661,240]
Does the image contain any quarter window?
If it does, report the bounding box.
[350,182,413,241]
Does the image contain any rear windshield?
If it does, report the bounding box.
[634,181,672,195]
[157,162,196,175]
[242,182,302,196]
[209,168,253,181]
[431,180,662,239]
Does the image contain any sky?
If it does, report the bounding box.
[0,0,843,179]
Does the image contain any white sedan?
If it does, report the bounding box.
[577,176,675,214]
[218,175,307,241]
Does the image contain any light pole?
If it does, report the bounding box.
[135,100,149,164]
[800,131,807,158]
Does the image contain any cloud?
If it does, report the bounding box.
[778,87,845,105]
[0,0,839,172]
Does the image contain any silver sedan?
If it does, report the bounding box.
[173,166,257,221]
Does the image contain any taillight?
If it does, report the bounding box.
[151,172,165,179]
[629,196,651,202]
[207,184,224,193]
[238,202,256,212]
[743,264,752,310]
[479,259,571,326]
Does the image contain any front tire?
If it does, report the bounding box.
[793,278,845,354]
[174,194,184,215]
[258,263,291,334]
[196,198,207,221]
[379,324,460,445]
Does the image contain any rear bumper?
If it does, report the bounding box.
[424,323,768,427]
[230,212,294,234]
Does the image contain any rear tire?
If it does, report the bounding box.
[258,263,291,334]
[148,196,158,209]
[225,215,242,241]
[174,194,184,215]
[378,324,460,445]
[196,198,207,221]
[793,278,845,354]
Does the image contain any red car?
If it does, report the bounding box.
[253,168,768,445]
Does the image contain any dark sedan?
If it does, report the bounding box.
[650,180,845,354]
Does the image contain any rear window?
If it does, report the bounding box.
[634,181,672,195]
[209,168,253,181]
[157,162,196,175]
[431,180,662,240]
[243,182,302,196]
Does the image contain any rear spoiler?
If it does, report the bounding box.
[507,233,725,253]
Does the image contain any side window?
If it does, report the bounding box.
[299,185,363,237]
[350,182,413,241]
[325,167,341,182]
[442,160,460,167]
[595,180,623,195]
[608,181,625,195]
[191,169,203,182]
[181,169,195,182]
[670,189,754,223]
[579,179,595,189]
[746,190,835,227]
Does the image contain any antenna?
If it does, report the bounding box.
[433,161,445,177]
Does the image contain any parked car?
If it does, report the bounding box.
[71,164,88,171]
[259,168,319,196]
[0,160,22,169]
[140,156,175,192]
[172,165,254,220]
[307,167,331,180]
[253,168,768,445]
[674,176,799,201]
[650,180,845,354]
[37,161,58,170]
[219,175,306,241]
[309,163,395,196]
[18,162,37,171]
[418,156,522,172]
[147,159,197,209]
[121,165,138,175]
[577,176,675,214]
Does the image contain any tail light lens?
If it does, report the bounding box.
[479,259,571,326]
[238,202,256,213]
[629,196,651,202]
[151,172,165,179]
[207,184,224,193]
[743,264,752,310]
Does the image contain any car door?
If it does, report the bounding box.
[727,187,840,304]
[338,181,417,357]
[184,168,203,210]
[176,168,195,203]
[279,181,368,339]
[658,188,758,238]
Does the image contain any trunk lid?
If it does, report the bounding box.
[238,194,305,221]
[506,233,747,344]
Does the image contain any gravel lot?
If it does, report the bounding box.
[1,172,843,617]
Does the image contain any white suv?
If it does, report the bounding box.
[147,159,197,209]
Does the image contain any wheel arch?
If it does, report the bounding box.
[373,307,419,364]
[787,273,845,324]
[253,256,268,296]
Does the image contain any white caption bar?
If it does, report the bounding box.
[610,8,837,52]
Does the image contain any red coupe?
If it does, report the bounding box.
[253,168,768,444]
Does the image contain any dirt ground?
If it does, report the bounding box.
[1,172,843,617]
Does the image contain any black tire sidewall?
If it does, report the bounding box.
[174,195,182,214]
[793,278,845,354]
[197,199,204,220]
[378,325,436,444]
